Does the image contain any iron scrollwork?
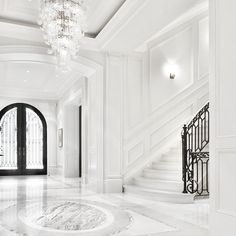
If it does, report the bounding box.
[182,103,209,197]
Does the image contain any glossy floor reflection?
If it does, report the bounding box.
[0,176,209,236]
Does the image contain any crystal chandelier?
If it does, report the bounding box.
[38,0,87,68]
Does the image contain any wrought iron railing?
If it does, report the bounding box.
[182,103,209,196]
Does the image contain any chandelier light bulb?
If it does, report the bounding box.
[38,0,87,68]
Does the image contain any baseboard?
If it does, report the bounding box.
[104,177,123,193]
[48,166,63,176]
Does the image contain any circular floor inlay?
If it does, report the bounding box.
[19,201,114,232]
[2,200,131,235]
[35,202,107,231]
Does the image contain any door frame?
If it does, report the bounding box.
[0,103,47,176]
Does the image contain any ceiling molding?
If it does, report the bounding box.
[0,45,48,54]
[98,0,148,49]
[0,46,99,101]
[86,0,126,38]
[0,0,208,54]
[0,17,39,28]
[0,21,44,44]
[0,0,127,40]
[135,1,209,52]
[81,0,148,51]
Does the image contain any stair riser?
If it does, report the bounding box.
[162,154,181,158]
[161,158,181,163]
[124,140,194,203]
[151,164,182,171]
[143,171,182,181]
[169,150,182,155]
[134,181,182,192]
[124,187,194,204]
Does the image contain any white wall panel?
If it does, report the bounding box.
[126,58,143,129]
[150,106,192,150]
[210,0,236,234]
[150,27,193,112]
[127,141,144,167]
[217,151,236,217]
[63,105,80,178]
[198,17,209,80]
[123,15,209,180]
[105,55,124,192]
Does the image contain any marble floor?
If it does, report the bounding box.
[0,175,209,236]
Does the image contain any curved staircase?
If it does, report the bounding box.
[123,142,194,203]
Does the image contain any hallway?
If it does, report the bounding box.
[0,175,208,236]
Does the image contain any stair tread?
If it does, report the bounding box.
[153,161,181,165]
[124,184,189,196]
[152,163,181,168]
[162,153,181,156]
[161,156,181,159]
[135,176,182,184]
[144,168,180,173]
[161,159,181,163]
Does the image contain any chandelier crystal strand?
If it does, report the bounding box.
[39,0,87,69]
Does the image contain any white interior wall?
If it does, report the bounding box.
[210,0,236,235]
[56,54,104,193]
[104,55,124,192]
[0,18,209,195]
[150,27,194,111]
[122,14,209,181]
[0,97,57,173]
[57,79,83,177]
[63,105,80,177]
[0,10,209,194]
[103,13,209,192]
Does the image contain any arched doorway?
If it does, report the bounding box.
[0,103,47,175]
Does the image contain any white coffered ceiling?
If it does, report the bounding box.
[0,60,83,100]
[0,0,208,100]
[0,0,40,25]
[0,0,126,36]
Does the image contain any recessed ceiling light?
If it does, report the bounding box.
[24,79,27,82]
[26,70,30,73]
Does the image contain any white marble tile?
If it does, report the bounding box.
[123,210,176,235]
[0,176,209,236]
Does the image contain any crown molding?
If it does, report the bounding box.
[82,0,148,51]
[99,0,148,49]
[135,1,209,52]
[0,20,44,44]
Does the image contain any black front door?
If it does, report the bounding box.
[0,103,47,176]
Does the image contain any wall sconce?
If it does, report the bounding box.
[170,73,175,79]
[164,62,179,80]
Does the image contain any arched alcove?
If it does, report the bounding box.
[0,46,104,192]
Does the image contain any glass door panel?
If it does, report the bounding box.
[0,108,17,170]
[26,108,44,169]
[0,103,47,175]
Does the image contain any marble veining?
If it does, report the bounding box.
[32,202,107,231]
[0,176,209,236]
